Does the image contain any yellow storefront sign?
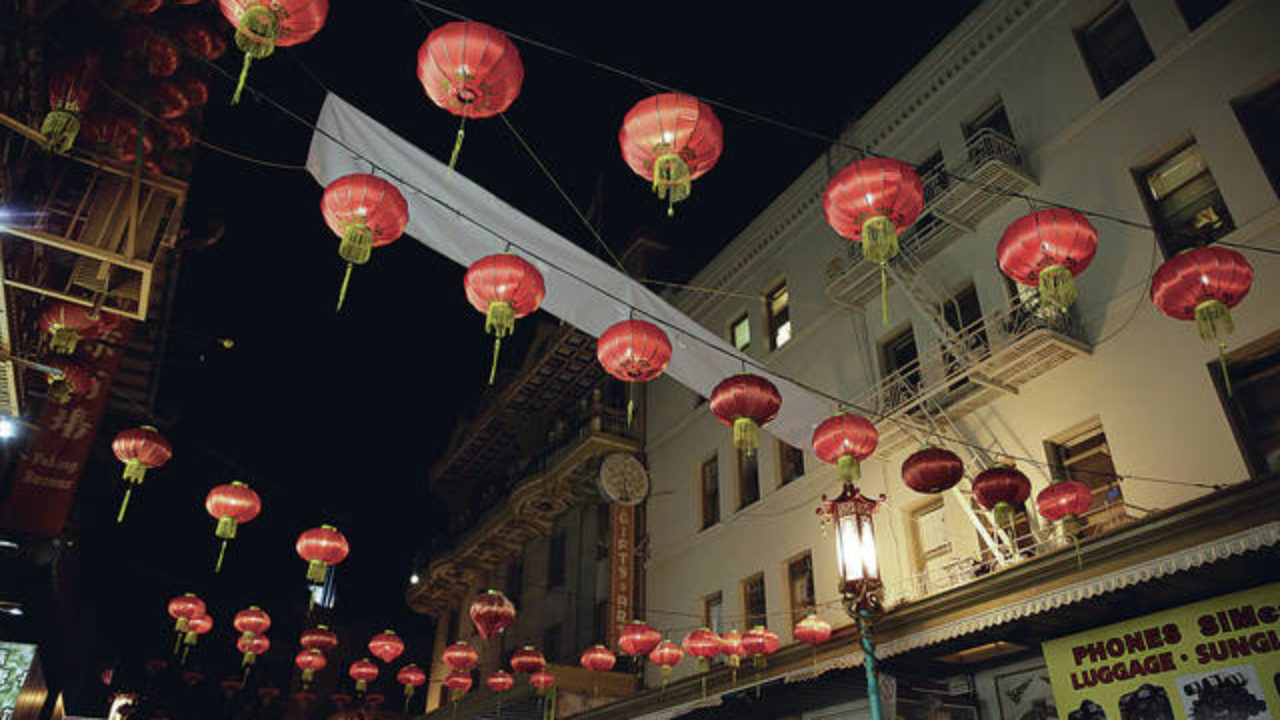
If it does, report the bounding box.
[1043,583,1280,720]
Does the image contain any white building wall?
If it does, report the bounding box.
[642,0,1280,685]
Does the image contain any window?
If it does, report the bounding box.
[700,455,720,529]
[912,500,955,592]
[593,598,610,647]
[730,313,751,352]
[778,441,805,486]
[881,324,922,391]
[548,530,567,588]
[786,553,815,626]
[1218,332,1280,477]
[1076,1,1155,98]
[507,560,524,608]
[942,285,987,392]
[702,592,723,633]
[1176,0,1233,30]
[742,573,767,629]
[1235,80,1280,199]
[963,99,1014,141]
[1137,140,1235,256]
[542,623,562,664]
[737,447,759,509]
[766,282,792,350]
[1046,418,1127,535]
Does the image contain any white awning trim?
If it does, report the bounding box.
[629,695,723,720]
[306,93,833,450]
[784,651,866,683]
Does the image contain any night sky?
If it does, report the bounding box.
[84,0,981,692]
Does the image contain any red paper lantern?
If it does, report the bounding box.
[649,640,683,685]
[823,158,926,323]
[158,121,194,152]
[397,664,426,706]
[183,669,206,686]
[720,629,745,671]
[178,21,225,60]
[321,173,409,310]
[43,52,98,153]
[681,628,722,671]
[617,620,661,658]
[529,669,555,695]
[233,607,271,641]
[83,112,153,161]
[205,481,261,572]
[295,649,326,684]
[598,319,672,423]
[112,426,172,522]
[742,626,781,669]
[168,593,205,635]
[347,658,378,693]
[1150,245,1253,395]
[39,301,100,354]
[464,254,546,384]
[812,413,878,482]
[619,93,724,215]
[1036,479,1092,536]
[296,525,349,583]
[998,208,1098,311]
[469,589,516,639]
[300,625,338,654]
[580,645,616,673]
[365,691,386,708]
[442,642,478,671]
[901,446,964,494]
[416,21,524,170]
[127,0,164,14]
[709,373,781,454]
[509,646,545,675]
[972,463,1032,532]
[795,614,832,645]
[175,73,209,108]
[237,635,270,666]
[485,670,514,693]
[258,686,281,704]
[444,671,472,696]
[148,36,182,78]
[180,613,213,659]
[218,0,328,103]
[368,630,404,664]
[45,357,93,405]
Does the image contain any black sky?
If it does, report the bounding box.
[90,0,982,681]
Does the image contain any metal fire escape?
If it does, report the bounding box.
[827,129,1092,568]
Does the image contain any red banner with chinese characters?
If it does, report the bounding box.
[0,318,133,537]
[608,503,636,647]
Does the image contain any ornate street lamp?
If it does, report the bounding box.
[820,481,885,720]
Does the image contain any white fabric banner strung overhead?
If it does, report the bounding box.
[305,93,834,450]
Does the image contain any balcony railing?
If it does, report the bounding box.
[825,128,1035,308]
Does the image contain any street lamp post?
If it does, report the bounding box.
[821,481,885,720]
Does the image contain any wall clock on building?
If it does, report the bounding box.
[599,453,649,506]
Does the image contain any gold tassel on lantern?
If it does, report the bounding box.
[485,300,517,385]
[1037,264,1077,311]
[214,516,238,574]
[41,109,80,154]
[336,223,373,311]
[860,215,900,326]
[232,6,278,105]
[732,417,760,455]
[448,115,467,172]
[306,559,327,584]
[837,455,861,482]
[48,375,74,405]
[1195,298,1235,396]
[49,325,81,355]
[652,153,692,216]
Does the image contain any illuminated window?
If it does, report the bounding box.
[703,591,723,633]
[767,282,792,350]
[730,313,751,351]
[1136,140,1235,256]
[786,553,815,626]
[1076,1,1154,98]
[700,455,720,529]
[742,573,767,628]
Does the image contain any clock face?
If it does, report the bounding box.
[599,454,649,506]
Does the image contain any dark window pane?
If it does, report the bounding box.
[963,101,1014,141]
[788,553,815,626]
[943,285,986,392]
[507,560,523,608]
[1175,0,1232,30]
[1137,141,1235,256]
[737,447,759,509]
[703,592,723,632]
[1077,2,1155,98]
[1221,336,1280,477]
[882,325,922,391]
[743,574,767,628]
[701,455,720,529]
[1234,81,1280,199]
[542,624,562,664]
[779,441,805,485]
[548,530,566,588]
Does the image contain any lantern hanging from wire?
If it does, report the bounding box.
[416,21,524,170]
[617,620,661,658]
[396,664,426,711]
[183,669,207,686]
[619,93,724,216]
[295,649,326,686]
[681,628,721,697]
[180,613,213,663]
[233,606,270,643]
[237,634,269,669]
[300,625,338,654]
[972,463,1032,543]
[901,445,965,494]
[444,671,472,698]
[648,640,683,692]
[709,373,781,454]
[159,120,194,152]
[347,658,378,693]
[1150,245,1253,395]
[1036,478,1092,539]
[580,645,615,699]
[597,319,672,424]
[823,158,926,324]
[794,614,831,667]
[44,357,93,406]
[112,426,172,523]
[529,669,555,695]
[167,594,205,646]
[998,208,1099,312]
[178,20,225,60]
[148,80,189,120]
[510,646,545,675]
[442,641,478,672]
[812,413,878,482]
[469,589,516,639]
[39,301,100,354]
[485,670,514,693]
[218,0,329,104]
[464,254,545,384]
[296,525,349,584]
[205,481,261,572]
[368,630,404,664]
[720,629,745,683]
[320,173,409,310]
[742,626,780,695]
[42,51,98,153]
[174,73,209,108]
